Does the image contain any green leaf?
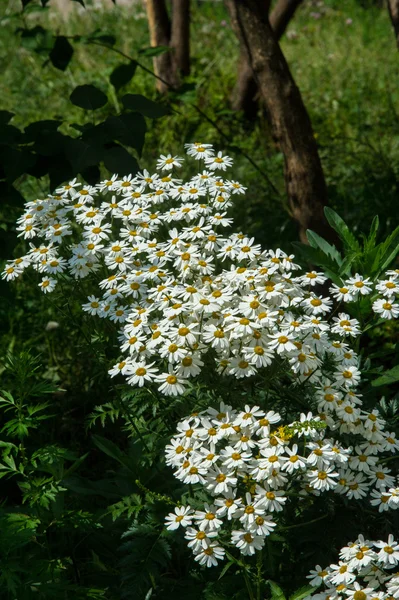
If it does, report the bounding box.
[289,585,317,600]
[0,111,14,125]
[338,253,358,277]
[138,46,171,57]
[324,207,360,251]
[267,580,286,600]
[122,94,170,118]
[0,148,36,183]
[372,365,399,387]
[92,434,132,469]
[64,138,103,173]
[103,145,139,176]
[24,119,62,141]
[110,61,138,91]
[49,36,74,71]
[70,84,108,110]
[368,215,379,246]
[291,242,341,285]
[306,229,342,265]
[104,113,147,156]
[373,224,399,277]
[87,30,116,46]
[218,560,235,580]
[18,25,53,55]
[63,452,89,478]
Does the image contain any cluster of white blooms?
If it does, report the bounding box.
[164,402,399,567]
[2,144,398,405]
[306,534,399,600]
[330,274,399,320]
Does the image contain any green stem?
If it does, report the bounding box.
[242,563,255,600]
[277,513,328,531]
[256,550,263,600]
[116,395,150,454]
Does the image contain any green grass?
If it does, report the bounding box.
[1,0,399,248]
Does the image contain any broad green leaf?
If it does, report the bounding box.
[103,145,139,176]
[49,36,74,71]
[64,138,103,173]
[122,94,170,118]
[372,365,399,387]
[103,113,147,157]
[110,61,138,91]
[0,111,15,125]
[70,84,108,110]
[324,207,360,251]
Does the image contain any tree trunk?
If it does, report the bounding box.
[231,0,303,114]
[388,0,399,48]
[171,0,191,77]
[225,0,330,243]
[146,0,177,92]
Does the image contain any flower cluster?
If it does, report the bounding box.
[330,274,399,320]
[2,144,398,407]
[306,535,399,600]
[164,402,399,567]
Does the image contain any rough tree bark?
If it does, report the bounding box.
[388,0,399,48]
[231,0,303,115]
[225,0,330,243]
[145,0,190,93]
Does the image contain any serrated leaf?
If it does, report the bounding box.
[70,84,107,110]
[291,242,341,285]
[110,61,137,91]
[267,580,286,600]
[306,229,342,265]
[324,207,360,251]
